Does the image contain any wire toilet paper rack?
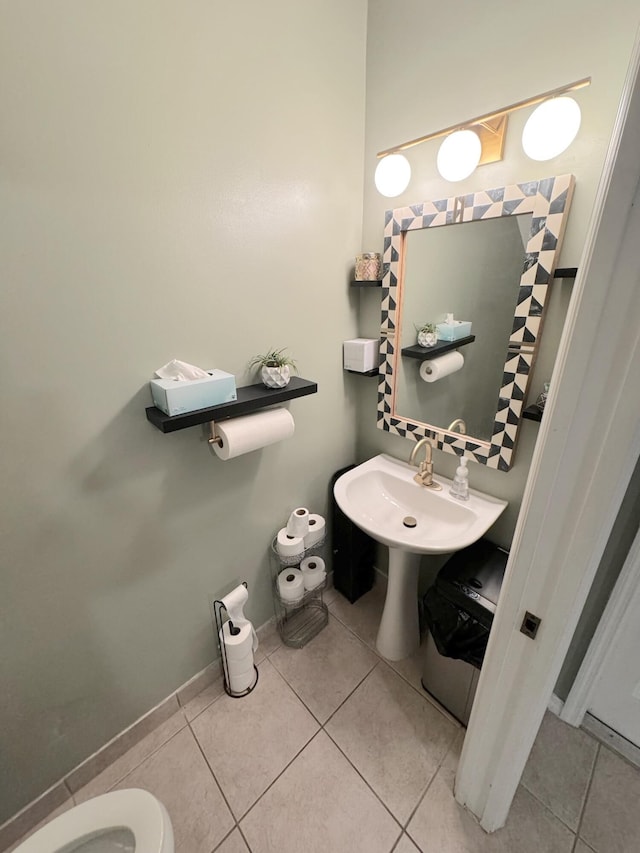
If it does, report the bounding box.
[269,536,329,648]
[213,583,260,699]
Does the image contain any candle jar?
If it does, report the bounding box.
[355,253,382,281]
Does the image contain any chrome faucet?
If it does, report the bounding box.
[447,418,467,434]
[409,438,442,490]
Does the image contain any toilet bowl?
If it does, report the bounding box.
[13,789,173,853]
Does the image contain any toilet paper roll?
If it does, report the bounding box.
[301,556,327,590]
[211,408,295,460]
[278,568,305,603]
[304,514,326,549]
[228,667,257,694]
[276,527,305,559]
[220,584,249,621]
[219,621,254,661]
[286,507,310,538]
[419,351,464,383]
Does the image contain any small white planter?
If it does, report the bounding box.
[417,330,438,347]
[261,365,290,388]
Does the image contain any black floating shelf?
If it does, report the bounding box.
[350,280,382,288]
[522,404,543,422]
[345,368,379,377]
[401,335,475,360]
[146,376,318,434]
[553,267,578,279]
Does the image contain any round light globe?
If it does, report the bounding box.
[374,154,411,197]
[522,97,581,161]
[436,129,482,182]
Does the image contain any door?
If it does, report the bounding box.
[587,526,640,748]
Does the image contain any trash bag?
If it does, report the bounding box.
[423,585,490,670]
[423,538,508,670]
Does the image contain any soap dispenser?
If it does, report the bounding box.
[450,456,470,501]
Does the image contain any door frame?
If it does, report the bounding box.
[561,523,640,729]
[455,32,640,832]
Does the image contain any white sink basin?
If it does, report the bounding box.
[334,453,507,553]
[333,453,508,660]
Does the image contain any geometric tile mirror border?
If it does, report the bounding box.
[377,174,575,471]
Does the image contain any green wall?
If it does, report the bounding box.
[0,0,367,821]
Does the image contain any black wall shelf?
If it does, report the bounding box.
[401,336,475,360]
[522,404,543,422]
[146,376,318,434]
[350,280,382,288]
[554,267,578,279]
[345,368,379,377]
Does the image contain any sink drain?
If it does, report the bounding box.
[403,516,417,528]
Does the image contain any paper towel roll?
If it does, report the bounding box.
[301,556,326,590]
[211,408,295,460]
[419,351,464,383]
[276,528,305,559]
[278,568,305,603]
[304,514,326,549]
[286,507,310,538]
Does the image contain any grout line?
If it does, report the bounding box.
[389,831,407,853]
[62,779,74,804]
[572,742,600,852]
[318,659,380,728]
[236,822,253,852]
[321,724,404,833]
[99,721,189,796]
[187,719,239,826]
[237,729,325,825]
[210,825,239,852]
[401,728,462,833]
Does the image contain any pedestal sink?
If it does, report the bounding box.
[333,454,508,660]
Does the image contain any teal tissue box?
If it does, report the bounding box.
[150,369,237,416]
[436,320,472,341]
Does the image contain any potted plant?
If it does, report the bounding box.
[249,348,298,389]
[415,322,438,348]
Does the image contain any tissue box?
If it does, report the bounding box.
[436,320,473,342]
[343,338,379,373]
[150,369,237,416]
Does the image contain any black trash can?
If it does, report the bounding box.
[329,466,375,603]
[422,538,508,723]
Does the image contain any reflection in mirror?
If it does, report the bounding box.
[377,175,575,470]
[396,214,533,440]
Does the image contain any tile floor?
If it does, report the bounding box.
[8,580,640,852]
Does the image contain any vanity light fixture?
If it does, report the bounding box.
[436,129,482,182]
[521,96,582,161]
[374,152,412,197]
[375,77,590,190]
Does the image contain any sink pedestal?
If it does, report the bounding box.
[376,548,421,661]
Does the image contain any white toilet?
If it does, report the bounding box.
[13,789,173,853]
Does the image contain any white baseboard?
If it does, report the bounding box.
[547,693,565,717]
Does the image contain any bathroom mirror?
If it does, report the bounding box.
[377,175,574,470]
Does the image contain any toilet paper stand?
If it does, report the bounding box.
[213,583,259,699]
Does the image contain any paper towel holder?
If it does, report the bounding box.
[207,421,224,454]
[213,581,259,699]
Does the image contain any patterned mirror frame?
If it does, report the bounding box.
[377,174,575,471]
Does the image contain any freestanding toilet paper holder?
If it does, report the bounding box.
[213,582,259,699]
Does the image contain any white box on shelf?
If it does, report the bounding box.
[343,338,379,373]
[150,369,237,416]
